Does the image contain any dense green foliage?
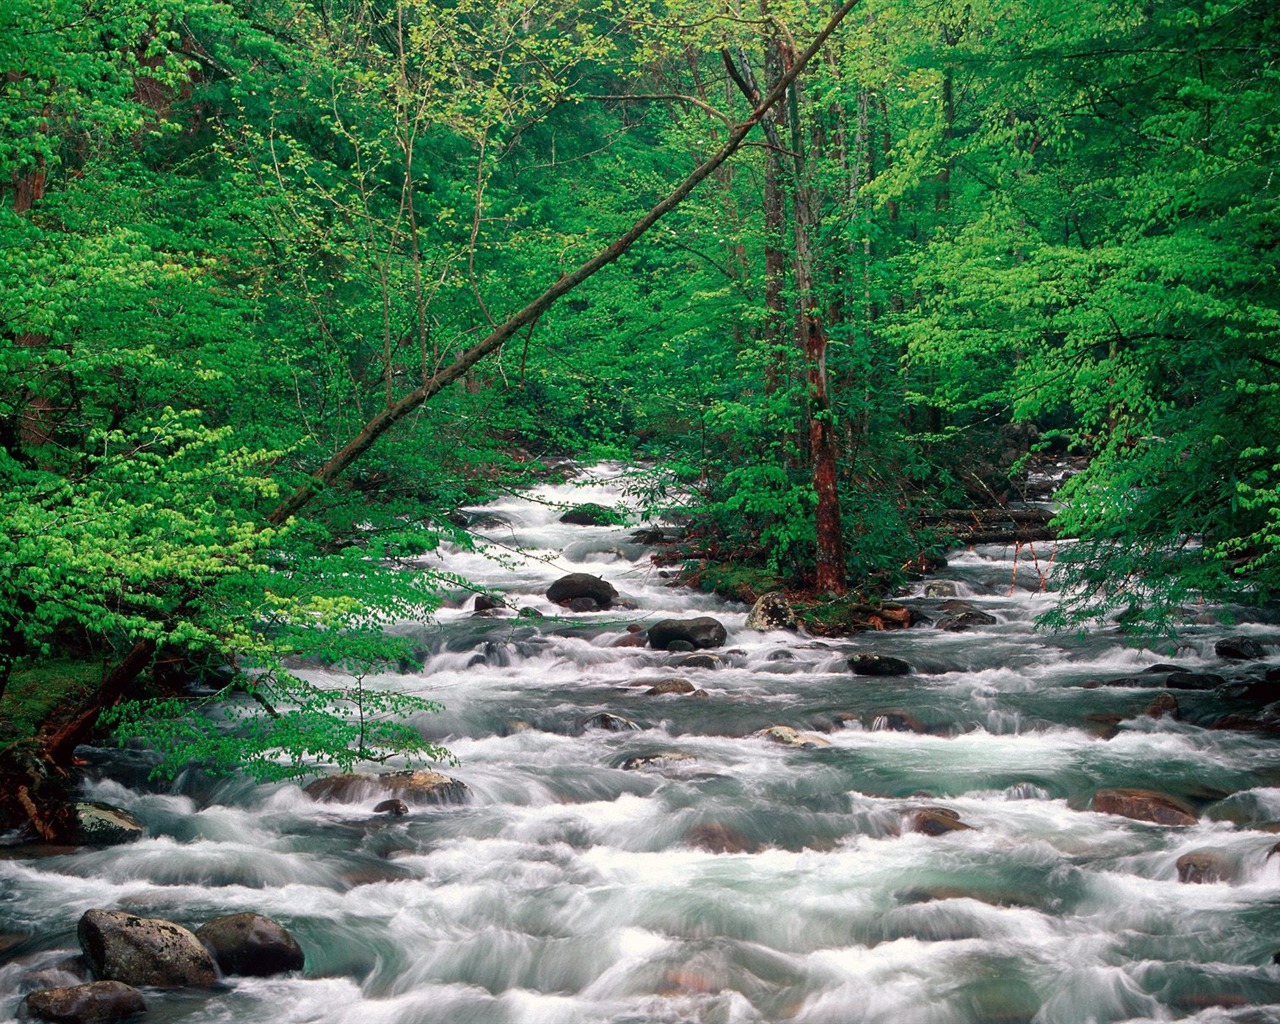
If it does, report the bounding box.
[1,0,1277,783]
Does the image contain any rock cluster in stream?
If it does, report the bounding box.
[20,910,304,1023]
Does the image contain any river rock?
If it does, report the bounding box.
[923,581,958,598]
[473,593,505,612]
[1176,848,1232,884]
[1091,788,1197,826]
[754,726,830,749]
[577,712,641,732]
[567,596,600,612]
[21,981,145,1024]
[78,910,217,988]
[559,503,616,526]
[935,609,997,631]
[1164,671,1226,690]
[620,752,696,771]
[869,711,927,733]
[677,653,723,670]
[684,822,760,854]
[645,678,696,696]
[907,808,975,836]
[546,573,617,609]
[610,631,648,648]
[1216,636,1266,660]
[304,771,469,806]
[648,617,728,650]
[745,592,797,631]
[195,912,305,976]
[373,799,408,816]
[73,803,143,847]
[848,654,912,677]
[1145,693,1180,719]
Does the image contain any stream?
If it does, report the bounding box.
[3,463,1280,1023]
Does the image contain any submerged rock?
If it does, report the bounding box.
[868,711,927,733]
[907,808,976,836]
[645,678,697,696]
[78,910,217,988]
[745,592,797,632]
[620,752,696,771]
[1176,848,1232,884]
[1090,788,1197,826]
[195,912,305,976]
[848,654,912,677]
[684,822,760,854]
[677,653,723,670]
[648,617,728,650]
[73,803,143,847]
[21,980,145,1024]
[1145,693,1180,719]
[577,712,641,732]
[546,573,617,609]
[373,799,408,816]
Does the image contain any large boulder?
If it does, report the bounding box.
[648,617,728,650]
[745,592,797,632]
[907,808,976,836]
[195,913,304,977]
[304,770,469,806]
[74,803,143,847]
[77,910,217,988]
[1091,788,1197,826]
[1216,636,1267,660]
[546,573,617,609]
[21,981,145,1024]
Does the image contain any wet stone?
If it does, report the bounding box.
[677,653,723,670]
[1146,693,1180,719]
[645,678,696,696]
[848,654,912,677]
[546,573,617,609]
[577,712,642,732]
[21,981,145,1024]
[934,610,998,631]
[684,822,760,854]
[1216,636,1267,660]
[754,726,831,749]
[77,910,216,989]
[620,752,697,771]
[1091,788,1198,827]
[648,616,728,650]
[373,799,408,816]
[907,808,975,836]
[1165,671,1226,690]
[744,592,798,631]
[73,803,143,847]
[1176,849,1232,884]
[195,912,305,977]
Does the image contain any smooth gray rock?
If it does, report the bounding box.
[78,910,216,988]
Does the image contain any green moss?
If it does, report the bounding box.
[686,562,784,605]
[0,659,102,745]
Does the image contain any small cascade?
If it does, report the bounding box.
[3,463,1280,1023]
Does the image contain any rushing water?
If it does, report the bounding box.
[4,464,1280,1023]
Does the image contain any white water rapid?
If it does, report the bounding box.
[3,463,1280,1023]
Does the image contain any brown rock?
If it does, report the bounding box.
[907,808,976,836]
[21,981,145,1024]
[1145,693,1180,719]
[684,823,760,854]
[1176,849,1232,884]
[646,678,696,696]
[304,771,468,806]
[1090,788,1197,826]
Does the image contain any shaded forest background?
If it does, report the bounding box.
[2,0,1278,833]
